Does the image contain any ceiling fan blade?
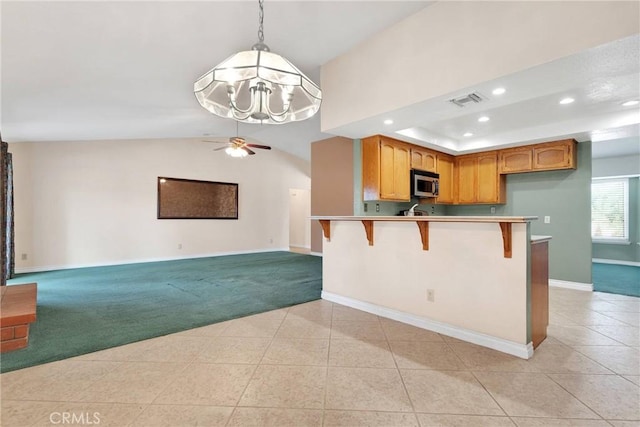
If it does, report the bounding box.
[244,147,256,155]
[203,140,227,144]
[213,146,228,151]
[246,144,271,150]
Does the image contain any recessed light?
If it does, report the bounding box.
[622,100,639,107]
[463,132,473,137]
[492,87,506,95]
[478,116,490,123]
[559,97,575,105]
[383,119,394,125]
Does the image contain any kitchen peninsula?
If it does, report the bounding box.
[312,215,549,359]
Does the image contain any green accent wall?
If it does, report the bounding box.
[592,177,640,263]
[449,141,593,284]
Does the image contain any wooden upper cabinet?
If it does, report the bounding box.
[533,139,576,171]
[435,154,455,204]
[411,148,437,172]
[361,135,575,205]
[499,139,577,174]
[362,135,411,202]
[455,151,505,204]
[499,147,533,174]
[379,138,411,200]
[455,155,477,204]
[477,152,505,203]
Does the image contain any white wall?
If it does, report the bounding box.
[10,138,310,271]
[321,1,639,132]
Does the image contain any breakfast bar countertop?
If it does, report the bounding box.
[310,215,538,223]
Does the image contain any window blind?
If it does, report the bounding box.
[591,178,628,241]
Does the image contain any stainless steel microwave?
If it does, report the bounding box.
[411,169,439,198]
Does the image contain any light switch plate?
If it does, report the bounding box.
[544,216,551,224]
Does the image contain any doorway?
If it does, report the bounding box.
[289,189,311,254]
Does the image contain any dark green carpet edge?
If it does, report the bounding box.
[1,251,322,373]
[592,262,640,297]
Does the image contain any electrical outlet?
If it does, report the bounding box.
[177,244,182,250]
[427,289,435,302]
[431,206,435,214]
[544,216,551,224]
[21,253,27,261]
[375,203,380,212]
[490,206,496,214]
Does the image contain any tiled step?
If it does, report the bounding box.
[1,283,37,353]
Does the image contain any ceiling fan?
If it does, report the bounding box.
[203,121,271,157]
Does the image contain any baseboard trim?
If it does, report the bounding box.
[289,245,311,250]
[310,252,323,257]
[13,248,291,274]
[322,291,534,360]
[593,258,640,267]
[549,279,593,292]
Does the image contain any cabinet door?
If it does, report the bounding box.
[456,156,477,204]
[533,140,575,171]
[362,136,381,201]
[499,147,532,174]
[394,144,411,200]
[379,141,397,199]
[411,148,437,172]
[436,155,454,204]
[379,138,410,201]
[477,152,502,203]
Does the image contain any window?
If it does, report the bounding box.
[591,178,629,243]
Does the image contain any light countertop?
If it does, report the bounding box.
[311,215,538,223]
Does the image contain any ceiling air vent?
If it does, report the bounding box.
[449,92,484,107]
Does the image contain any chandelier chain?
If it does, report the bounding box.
[258,0,264,43]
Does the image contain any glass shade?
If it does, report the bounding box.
[225,146,249,157]
[194,49,322,124]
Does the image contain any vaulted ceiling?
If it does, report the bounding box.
[2,1,638,160]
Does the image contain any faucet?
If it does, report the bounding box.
[407,203,419,216]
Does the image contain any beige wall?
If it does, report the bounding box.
[321,220,530,355]
[10,138,310,271]
[310,137,354,253]
[321,1,640,132]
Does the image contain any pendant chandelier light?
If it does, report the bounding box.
[194,0,322,124]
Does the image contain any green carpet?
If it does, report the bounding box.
[592,262,640,297]
[2,251,322,373]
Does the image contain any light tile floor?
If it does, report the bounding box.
[1,287,638,426]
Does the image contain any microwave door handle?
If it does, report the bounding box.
[434,180,439,197]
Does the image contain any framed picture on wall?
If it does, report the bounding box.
[157,177,238,219]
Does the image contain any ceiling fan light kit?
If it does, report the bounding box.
[205,121,273,158]
[225,146,249,158]
[194,0,322,124]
